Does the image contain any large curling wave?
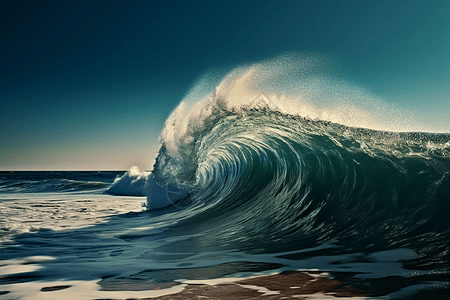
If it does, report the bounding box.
[109,54,450,265]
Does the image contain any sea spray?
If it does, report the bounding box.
[106,166,188,210]
[161,53,418,159]
[106,166,149,196]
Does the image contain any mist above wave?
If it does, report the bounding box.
[161,53,420,159]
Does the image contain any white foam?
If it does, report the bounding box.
[0,260,42,276]
[106,166,149,196]
[161,53,422,157]
[236,284,281,296]
[1,279,188,300]
[106,166,188,210]
[0,192,144,244]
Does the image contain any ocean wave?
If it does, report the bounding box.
[155,107,449,248]
[0,177,111,193]
[109,54,449,263]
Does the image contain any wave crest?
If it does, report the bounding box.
[113,54,449,229]
[161,53,417,160]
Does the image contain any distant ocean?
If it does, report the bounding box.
[1,55,449,299]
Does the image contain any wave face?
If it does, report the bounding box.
[155,108,449,256]
[145,54,450,268]
[108,54,449,270]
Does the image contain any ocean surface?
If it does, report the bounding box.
[1,55,450,299]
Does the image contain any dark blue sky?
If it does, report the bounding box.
[1,0,449,170]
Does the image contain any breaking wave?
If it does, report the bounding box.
[108,54,450,267]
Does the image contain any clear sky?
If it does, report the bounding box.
[1,0,449,170]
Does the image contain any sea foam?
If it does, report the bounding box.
[106,166,188,210]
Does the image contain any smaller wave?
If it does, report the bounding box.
[105,166,189,210]
[0,178,110,193]
[106,166,149,196]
